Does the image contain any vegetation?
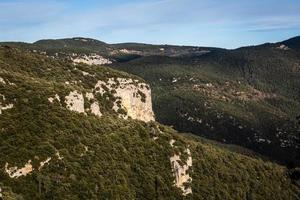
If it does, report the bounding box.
[112,40,300,166]
[0,46,299,199]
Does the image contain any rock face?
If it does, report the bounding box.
[90,102,102,117]
[4,153,61,179]
[5,160,33,178]
[48,94,60,103]
[38,157,52,171]
[277,44,290,50]
[72,54,112,65]
[85,92,103,117]
[0,77,5,84]
[65,91,85,113]
[0,76,16,86]
[119,49,142,55]
[48,78,155,122]
[169,140,193,196]
[0,94,14,114]
[94,78,155,122]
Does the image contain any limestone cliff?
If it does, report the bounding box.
[169,139,193,195]
[48,78,155,122]
[94,78,155,122]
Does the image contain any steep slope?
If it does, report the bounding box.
[0,45,154,122]
[2,37,300,166]
[0,46,299,199]
[112,39,300,166]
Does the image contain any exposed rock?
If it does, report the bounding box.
[48,94,60,103]
[94,78,155,122]
[193,82,276,102]
[0,77,5,84]
[0,77,15,86]
[277,44,290,50]
[172,78,178,83]
[52,79,154,121]
[0,94,14,114]
[56,151,64,160]
[38,157,51,171]
[170,148,193,196]
[65,91,85,113]
[179,112,203,124]
[153,136,159,140]
[169,139,176,147]
[119,49,142,55]
[5,160,33,178]
[73,38,88,42]
[0,103,13,115]
[81,70,93,76]
[90,101,102,117]
[80,146,89,157]
[85,92,94,100]
[206,83,213,87]
[72,54,112,65]
[85,92,102,117]
[169,140,192,196]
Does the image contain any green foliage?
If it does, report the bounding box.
[112,44,300,166]
[0,42,299,200]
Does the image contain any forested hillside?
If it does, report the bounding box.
[1,45,299,199]
[113,38,300,166]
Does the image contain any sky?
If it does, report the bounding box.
[0,0,300,49]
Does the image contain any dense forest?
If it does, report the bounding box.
[0,37,300,199]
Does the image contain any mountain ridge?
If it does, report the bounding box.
[3,35,300,50]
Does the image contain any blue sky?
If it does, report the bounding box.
[0,0,300,48]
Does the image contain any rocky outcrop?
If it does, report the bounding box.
[65,91,85,113]
[119,49,142,55]
[4,152,64,179]
[110,49,142,55]
[48,94,60,103]
[277,44,290,50]
[0,94,14,114]
[0,76,16,86]
[5,160,33,178]
[48,78,154,122]
[90,101,102,117]
[94,78,155,122]
[0,77,5,84]
[85,92,102,117]
[72,54,112,65]
[38,157,52,171]
[169,140,193,196]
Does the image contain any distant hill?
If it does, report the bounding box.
[33,37,111,54]
[282,36,300,50]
